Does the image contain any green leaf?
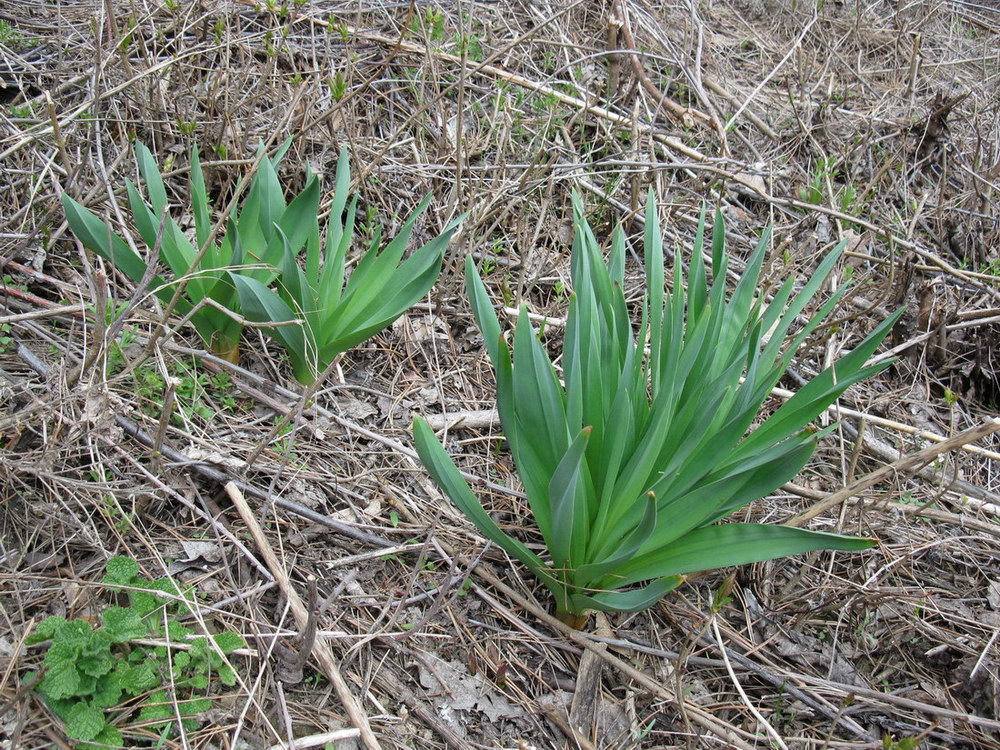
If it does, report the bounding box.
[138,689,174,729]
[89,723,124,749]
[165,619,192,641]
[90,673,123,708]
[182,696,211,715]
[218,663,238,686]
[27,616,67,644]
[411,418,551,582]
[101,607,146,643]
[229,273,311,380]
[118,661,159,695]
[77,638,115,678]
[569,576,684,614]
[213,631,245,654]
[547,427,592,570]
[103,556,140,586]
[190,145,212,254]
[465,255,503,366]
[66,701,106,741]
[61,195,149,286]
[42,645,83,700]
[615,524,875,585]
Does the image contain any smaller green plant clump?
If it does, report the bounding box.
[27,557,244,749]
[62,141,320,362]
[63,142,462,385]
[230,146,465,384]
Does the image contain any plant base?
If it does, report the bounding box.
[212,342,240,364]
[555,610,591,630]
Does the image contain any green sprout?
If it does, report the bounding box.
[414,190,902,625]
[62,140,320,361]
[229,146,464,384]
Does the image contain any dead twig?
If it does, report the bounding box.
[225,482,382,750]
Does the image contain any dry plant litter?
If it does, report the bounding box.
[1,0,1000,748]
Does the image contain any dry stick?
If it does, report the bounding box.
[611,0,716,132]
[725,11,818,132]
[13,343,398,550]
[786,480,1000,538]
[786,418,1000,527]
[339,20,999,304]
[849,423,1000,507]
[702,77,778,140]
[568,612,613,747]
[224,482,382,750]
[781,669,1000,734]
[319,20,709,163]
[0,303,87,325]
[264,728,361,750]
[0,41,220,162]
[474,566,757,750]
[711,618,788,750]
[369,669,468,750]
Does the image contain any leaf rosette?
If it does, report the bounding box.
[415,191,902,624]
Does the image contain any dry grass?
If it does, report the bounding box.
[2,0,1000,747]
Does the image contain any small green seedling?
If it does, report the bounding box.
[62,140,319,361]
[28,557,244,748]
[230,146,464,384]
[414,190,902,625]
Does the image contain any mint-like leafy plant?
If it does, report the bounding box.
[414,192,902,626]
[229,146,465,384]
[62,141,319,361]
[28,557,244,748]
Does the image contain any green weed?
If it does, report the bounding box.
[27,557,244,749]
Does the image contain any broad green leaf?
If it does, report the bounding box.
[61,195,150,287]
[577,492,656,585]
[134,142,168,215]
[100,607,145,643]
[229,273,311,381]
[66,701,105,741]
[569,575,683,614]
[614,523,875,586]
[412,418,551,583]
[466,255,504,366]
[547,427,592,570]
[190,145,212,254]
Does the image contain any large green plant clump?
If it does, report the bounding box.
[415,191,901,624]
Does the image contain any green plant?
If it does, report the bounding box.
[230,146,464,384]
[6,104,33,119]
[0,19,27,47]
[329,69,347,100]
[882,735,921,750]
[798,157,835,205]
[28,557,244,748]
[62,140,319,361]
[414,191,901,624]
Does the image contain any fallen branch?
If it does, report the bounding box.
[786,418,1000,527]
